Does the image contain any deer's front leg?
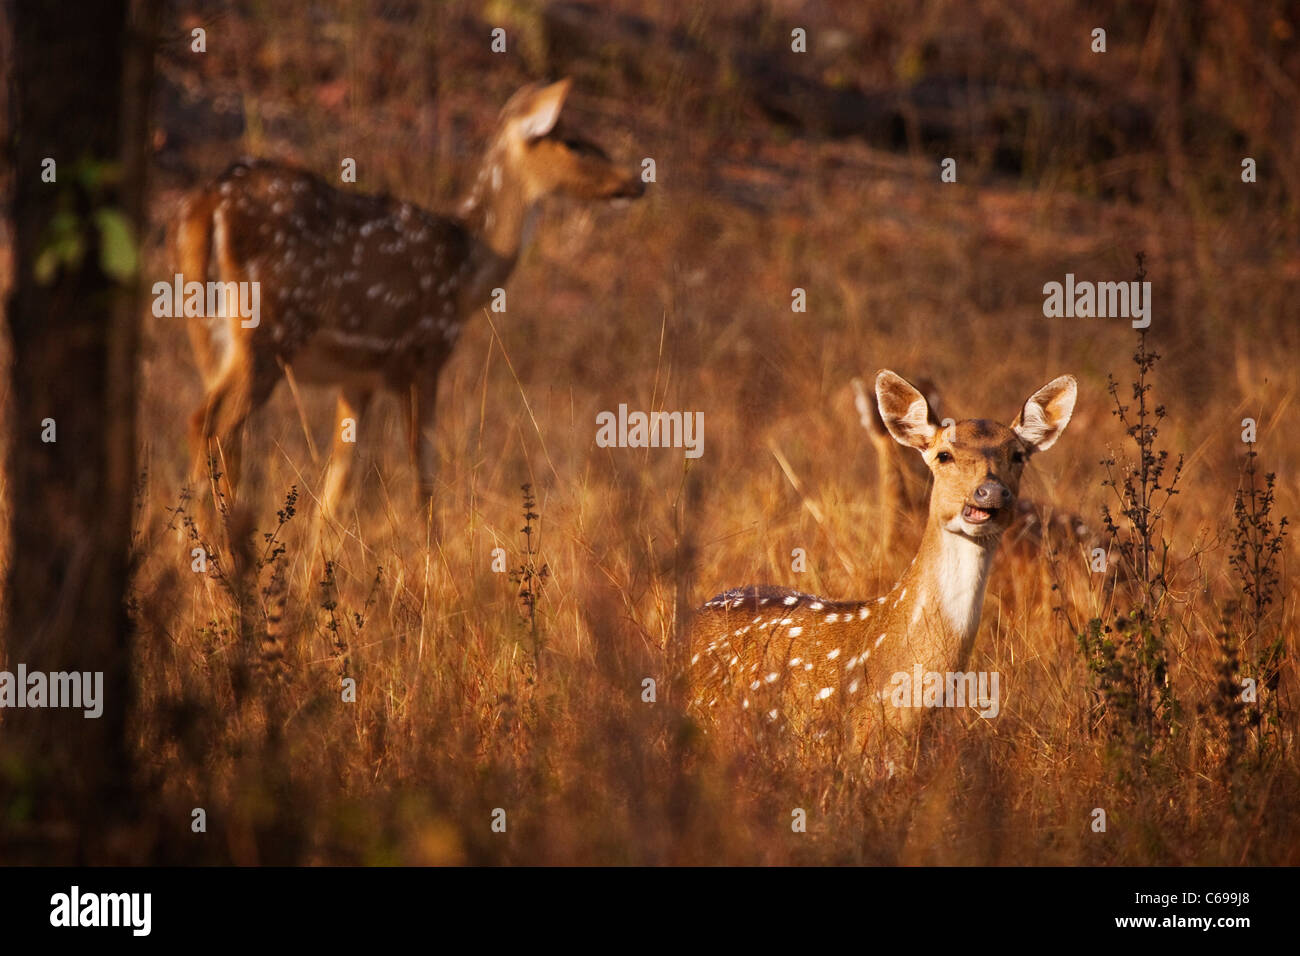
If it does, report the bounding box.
[404,377,440,509]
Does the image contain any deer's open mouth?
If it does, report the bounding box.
[962,504,998,524]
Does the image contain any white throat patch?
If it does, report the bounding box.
[932,531,996,644]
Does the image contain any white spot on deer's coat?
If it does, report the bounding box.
[859,606,870,619]
[817,687,833,700]
[783,595,798,605]
[827,648,840,660]
[825,613,839,623]
[788,626,803,638]
[765,672,779,683]
[875,633,886,648]
[809,602,824,611]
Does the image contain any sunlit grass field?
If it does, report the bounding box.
[14,0,1299,864]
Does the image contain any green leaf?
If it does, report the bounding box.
[32,210,87,285]
[33,247,59,284]
[93,207,138,281]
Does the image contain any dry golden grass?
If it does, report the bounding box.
[10,0,1300,864]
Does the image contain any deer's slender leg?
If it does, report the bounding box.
[403,377,440,508]
[189,341,279,505]
[320,384,373,523]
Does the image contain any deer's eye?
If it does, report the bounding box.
[562,138,608,159]
[936,451,954,464]
[1011,450,1026,464]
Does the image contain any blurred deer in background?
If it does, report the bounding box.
[174,79,643,519]
[690,370,1077,752]
[853,373,943,552]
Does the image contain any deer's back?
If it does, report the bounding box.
[204,160,475,381]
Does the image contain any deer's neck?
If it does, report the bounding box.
[876,522,999,679]
[456,144,538,288]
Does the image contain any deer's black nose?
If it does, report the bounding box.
[973,480,1011,508]
[614,177,645,199]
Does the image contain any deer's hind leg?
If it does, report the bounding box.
[320,383,374,524]
[189,333,281,507]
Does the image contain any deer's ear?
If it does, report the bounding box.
[1012,375,1077,453]
[517,78,571,139]
[876,370,937,451]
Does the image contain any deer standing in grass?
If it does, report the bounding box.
[689,370,1077,751]
[175,79,643,518]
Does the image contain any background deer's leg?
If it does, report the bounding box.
[403,376,441,512]
[188,342,280,507]
[320,384,373,524]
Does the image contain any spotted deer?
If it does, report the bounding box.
[689,370,1077,750]
[851,375,1096,558]
[175,79,643,517]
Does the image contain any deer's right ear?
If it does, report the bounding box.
[1012,374,1077,453]
[876,370,937,451]
[518,78,572,140]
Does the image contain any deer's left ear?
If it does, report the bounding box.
[518,78,571,139]
[876,369,938,452]
[1012,375,1077,453]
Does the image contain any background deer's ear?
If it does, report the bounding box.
[1012,375,1077,452]
[876,370,937,451]
[517,78,571,139]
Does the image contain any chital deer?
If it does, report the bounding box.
[174,79,643,517]
[852,375,1095,559]
[690,370,1077,749]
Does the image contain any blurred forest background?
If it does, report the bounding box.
[1,0,1298,863]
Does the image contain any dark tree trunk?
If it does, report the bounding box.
[3,0,158,862]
